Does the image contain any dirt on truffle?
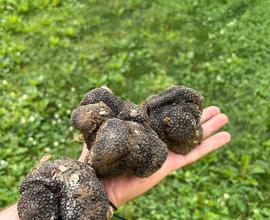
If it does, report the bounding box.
[80,88,148,125]
[18,158,110,220]
[142,85,204,154]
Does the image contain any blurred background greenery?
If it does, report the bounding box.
[0,0,270,219]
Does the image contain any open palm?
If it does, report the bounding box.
[79,106,231,207]
[0,106,230,220]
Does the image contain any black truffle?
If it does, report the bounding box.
[72,88,149,150]
[18,158,110,220]
[142,86,204,154]
[87,118,168,178]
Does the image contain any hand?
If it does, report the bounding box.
[79,106,231,207]
[0,106,230,220]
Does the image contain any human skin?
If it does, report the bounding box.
[0,106,230,219]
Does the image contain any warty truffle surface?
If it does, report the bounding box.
[142,86,203,154]
[18,158,110,220]
[71,88,149,150]
[87,118,168,178]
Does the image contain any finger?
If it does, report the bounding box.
[202,113,229,139]
[200,106,220,124]
[184,131,231,166]
[78,143,89,162]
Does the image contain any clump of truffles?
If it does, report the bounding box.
[18,158,110,220]
[142,85,204,154]
[18,85,204,220]
[72,87,168,178]
[87,118,167,177]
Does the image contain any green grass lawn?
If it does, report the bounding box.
[0,0,270,219]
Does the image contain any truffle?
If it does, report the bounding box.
[142,86,204,154]
[87,118,168,178]
[18,158,110,220]
[72,88,148,150]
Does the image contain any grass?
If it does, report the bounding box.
[0,0,270,219]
